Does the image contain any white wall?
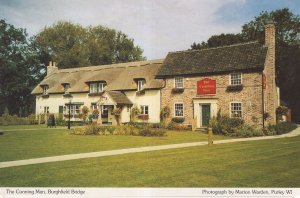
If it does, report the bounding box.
[125,89,161,123]
[35,89,161,123]
[35,93,99,115]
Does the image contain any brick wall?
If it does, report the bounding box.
[161,72,264,127]
[263,22,278,125]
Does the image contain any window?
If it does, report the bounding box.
[174,77,184,88]
[64,84,70,94]
[91,103,98,110]
[137,80,145,91]
[44,106,49,114]
[140,105,149,115]
[231,102,242,118]
[90,82,106,93]
[174,103,184,117]
[230,73,242,85]
[102,106,108,115]
[64,105,81,116]
[43,86,48,95]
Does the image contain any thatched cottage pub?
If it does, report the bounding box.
[32,22,279,128]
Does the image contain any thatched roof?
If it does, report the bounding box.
[156,41,267,77]
[32,59,164,95]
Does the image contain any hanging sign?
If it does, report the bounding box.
[197,78,216,95]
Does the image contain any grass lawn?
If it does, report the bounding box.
[0,125,229,162]
[0,135,299,187]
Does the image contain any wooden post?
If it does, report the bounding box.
[208,127,213,146]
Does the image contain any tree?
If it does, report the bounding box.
[34,21,145,68]
[190,8,300,122]
[0,19,43,115]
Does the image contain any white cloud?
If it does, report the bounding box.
[0,0,246,59]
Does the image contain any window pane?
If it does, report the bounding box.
[231,103,242,118]
[175,77,184,88]
[175,103,183,117]
[230,73,242,85]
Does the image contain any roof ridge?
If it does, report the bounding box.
[168,41,262,54]
[52,59,164,74]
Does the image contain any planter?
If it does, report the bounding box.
[136,90,145,96]
[41,94,49,98]
[171,88,184,94]
[88,92,104,96]
[138,114,149,120]
[63,93,72,98]
[226,84,243,92]
[171,117,185,123]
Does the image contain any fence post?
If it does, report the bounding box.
[208,127,213,146]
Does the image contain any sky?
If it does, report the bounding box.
[0,0,299,60]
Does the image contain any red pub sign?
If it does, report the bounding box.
[197,78,216,95]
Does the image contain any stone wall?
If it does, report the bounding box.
[263,22,278,125]
[161,72,264,127]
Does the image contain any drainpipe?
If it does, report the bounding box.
[262,73,265,129]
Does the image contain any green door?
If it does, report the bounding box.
[201,105,211,126]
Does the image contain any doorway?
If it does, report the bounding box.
[201,104,211,127]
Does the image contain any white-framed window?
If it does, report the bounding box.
[90,82,106,93]
[230,73,242,85]
[91,103,98,110]
[64,105,81,116]
[174,77,184,88]
[174,103,184,117]
[102,106,108,115]
[64,84,70,94]
[44,106,49,114]
[137,80,145,91]
[43,85,48,95]
[230,102,242,118]
[140,105,149,115]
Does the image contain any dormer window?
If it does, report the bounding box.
[174,77,184,88]
[90,82,106,93]
[137,80,145,91]
[43,85,48,95]
[64,84,70,94]
[230,73,242,85]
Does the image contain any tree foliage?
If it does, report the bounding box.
[34,21,145,68]
[0,19,43,115]
[190,8,300,122]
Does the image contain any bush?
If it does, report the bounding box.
[234,125,264,137]
[139,128,167,137]
[0,114,38,125]
[209,115,244,136]
[171,117,185,123]
[167,122,191,131]
[160,106,170,121]
[267,122,297,135]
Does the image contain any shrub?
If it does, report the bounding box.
[209,115,244,135]
[167,122,191,131]
[267,122,297,135]
[131,107,140,122]
[160,106,171,121]
[171,117,185,123]
[234,125,264,137]
[81,106,89,122]
[0,114,38,125]
[92,109,99,119]
[0,132,3,135]
[138,128,167,137]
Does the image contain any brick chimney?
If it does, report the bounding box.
[46,61,58,76]
[263,21,278,125]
